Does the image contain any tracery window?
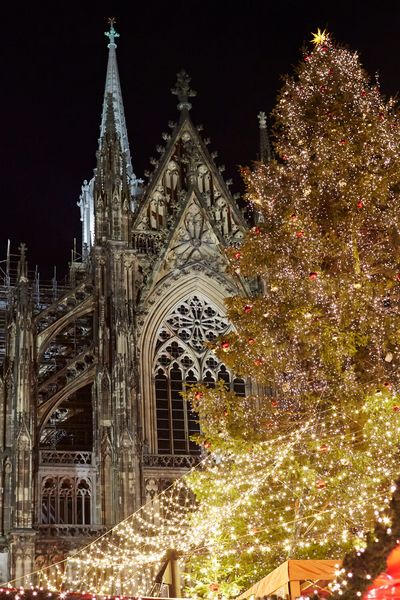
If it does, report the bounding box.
[41,476,92,525]
[154,295,245,455]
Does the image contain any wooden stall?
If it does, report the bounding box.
[236,559,341,599]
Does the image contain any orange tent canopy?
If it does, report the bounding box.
[237,559,341,600]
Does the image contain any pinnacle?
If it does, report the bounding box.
[105,17,120,49]
[171,70,197,113]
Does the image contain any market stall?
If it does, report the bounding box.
[236,559,341,599]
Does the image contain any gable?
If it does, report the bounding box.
[150,191,234,286]
[133,117,246,239]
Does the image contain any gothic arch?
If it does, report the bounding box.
[36,297,94,358]
[38,371,95,431]
[139,273,240,452]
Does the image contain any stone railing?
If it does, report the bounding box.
[39,450,94,465]
[37,524,105,538]
[143,454,201,469]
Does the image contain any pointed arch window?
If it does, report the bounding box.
[41,476,92,525]
[154,295,245,455]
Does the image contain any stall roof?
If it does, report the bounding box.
[237,559,341,599]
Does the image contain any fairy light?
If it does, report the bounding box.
[186,30,400,597]
[1,402,396,599]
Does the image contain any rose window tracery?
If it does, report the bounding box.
[162,295,230,353]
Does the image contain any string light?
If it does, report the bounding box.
[186,31,400,597]
[2,401,400,598]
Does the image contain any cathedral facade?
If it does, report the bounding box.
[0,23,253,582]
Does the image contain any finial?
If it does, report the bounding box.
[105,17,120,49]
[171,70,197,112]
[18,242,27,259]
[258,111,267,129]
[17,243,28,281]
[258,112,272,164]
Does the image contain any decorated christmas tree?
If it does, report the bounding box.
[330,476,400,598]
[184,30,400,597]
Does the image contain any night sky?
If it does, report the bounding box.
[1,1,399,279]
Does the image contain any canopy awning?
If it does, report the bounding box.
[237,559,341,599]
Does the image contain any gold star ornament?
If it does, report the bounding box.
[311,28,329,46]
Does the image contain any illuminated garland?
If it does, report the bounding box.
[2,400,399,599]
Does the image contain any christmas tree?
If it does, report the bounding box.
[184,30,400,597]
[331,476,400,598]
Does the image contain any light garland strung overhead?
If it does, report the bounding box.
[2,398,400,599]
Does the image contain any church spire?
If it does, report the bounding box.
[257,111,272,163]
[100,18,135,186]
[94,94,131,244]
[79,19,139,256]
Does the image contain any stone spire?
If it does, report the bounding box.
[94,94,131,244]
[79,19,139,256]
[257,111,272,164]
[171,70,196,116]
[100,18,135,185]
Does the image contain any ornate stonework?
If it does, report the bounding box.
[0,30,251,584]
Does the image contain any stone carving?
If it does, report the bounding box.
[163,294,230,354]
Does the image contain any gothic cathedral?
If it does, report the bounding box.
[0,23,254,581]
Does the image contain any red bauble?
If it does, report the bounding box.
[234,251,242,260]
[243,304,253,313]
[204,441,211,449]
[361,90,367,97]
[254,358,264,366]
[248,338,255,345]
[296,231,304,238]
[339,139,348,145]
[252,226,261,234]
[319,444,329,453]
[271,400,278,408]
[221,341,230,352]
[363,545,400,598]
[209,584,219,592]
[309,272,318,280]
[194,391,203,400]
[386,545,400,576]
[316,479,326,489]
[395,273,400,281]
[393,406,400,413]
[357,199,364,209]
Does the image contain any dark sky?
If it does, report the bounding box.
[1,1,399,279]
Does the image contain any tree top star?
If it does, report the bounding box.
[311,28,329,46]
